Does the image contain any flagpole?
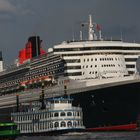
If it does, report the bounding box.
[99,30,102,40]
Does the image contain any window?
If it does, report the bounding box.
[126,65,135,68]
[125,58,137,62]
[50,113,53,117]
[67,112,72,116]
[54,122,59,128]
[77,112,80,116]
[54,112,59,117]
[73,121,77,127]
[60,112,65,116]
[67,121,72,127]
[50,122,53,128]
[65,72,82,76]
[61,121,66,127]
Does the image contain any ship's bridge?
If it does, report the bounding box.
[48,97,73,110]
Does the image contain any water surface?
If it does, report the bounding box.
[16,132,140,140]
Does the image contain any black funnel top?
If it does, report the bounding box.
[28,36,41,58]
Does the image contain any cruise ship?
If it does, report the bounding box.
[0,15,140,131]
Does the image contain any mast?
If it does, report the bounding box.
[64,84,67,95]
[64,81,71,99]
[0,51,3,72]
[81,15,100,41]
[80,30,83,41]
[88,15,94,40]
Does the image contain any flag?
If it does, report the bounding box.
[96,24,101,31]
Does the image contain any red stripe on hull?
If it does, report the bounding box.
[87,124,137,131]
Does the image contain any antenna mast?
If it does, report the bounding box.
[80,31,83,41]
[88,15,94,40]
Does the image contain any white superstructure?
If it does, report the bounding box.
[51,15,140,80]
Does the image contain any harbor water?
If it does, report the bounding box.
[16,132,140,140]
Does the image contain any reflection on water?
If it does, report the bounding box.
[16,132,140,140]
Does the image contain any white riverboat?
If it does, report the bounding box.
[11,96,85,135]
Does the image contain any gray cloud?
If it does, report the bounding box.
[0,0,140,64]
[0,0,35,21]
[0,0,16,20]
[0,0,16,13]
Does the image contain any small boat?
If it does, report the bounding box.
[0,122,20,140]
[11,94,85,135]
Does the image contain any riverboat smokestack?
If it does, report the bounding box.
[0,51,4,72]
[40,82,45,109]
[16,94,19,112]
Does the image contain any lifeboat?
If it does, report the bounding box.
[20,81,27,87]
[42,76,52,81]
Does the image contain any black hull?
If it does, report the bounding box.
[1,81,140,130]
[71,81,140,129]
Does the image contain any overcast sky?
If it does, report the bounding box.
[0,0,140,64]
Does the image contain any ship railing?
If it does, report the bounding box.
[11,107,82,115]
[12,116,82,123]
[45,116,82,121]
[12,117,83,125]
[0,64,30,76]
